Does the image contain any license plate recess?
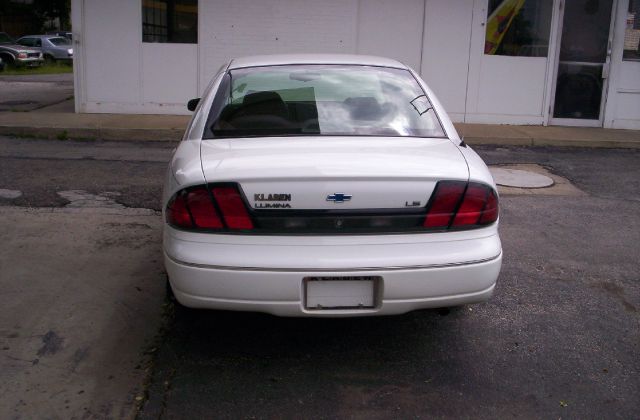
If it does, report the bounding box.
[304,276,380,310]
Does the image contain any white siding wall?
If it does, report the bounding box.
[356,0,425,71]
[82,0,141,105]
[611,62,640,129]
[197,0,359,90]
[421,1,473,121]
[72,0,640,128]
[605,0,640,129]
[74,0,428,115]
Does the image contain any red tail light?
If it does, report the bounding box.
[211,186,254,230]
[167,192,192,228]
[166,184,252,231]
[187,188,223,229]
[424,182,466,227]
[425,181,498,229]
[479,189,498,224]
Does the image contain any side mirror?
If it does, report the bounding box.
[187,98,200,112]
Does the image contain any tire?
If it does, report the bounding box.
[0,54,13,66]
[44,54,56,64]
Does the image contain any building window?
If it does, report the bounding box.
[484,0,553,57]
[624,0,640,60]
[142,0,197,44]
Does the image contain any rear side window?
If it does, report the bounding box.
[49,37,70,46]
[17,38,35,47]
[204,65,445,139]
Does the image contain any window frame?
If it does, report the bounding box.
[623,0,640,61]
[483,0,554,58]
[141,0,198,44]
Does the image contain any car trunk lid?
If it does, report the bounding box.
[199,137,468,211]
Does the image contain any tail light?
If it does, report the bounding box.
[424,181,498,230]
[166,183,253,231]
[211,186,254,229]
[166,181,498,235]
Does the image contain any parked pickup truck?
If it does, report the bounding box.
[0,32,44,67]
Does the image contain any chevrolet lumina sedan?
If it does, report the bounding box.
[164,54,501,317]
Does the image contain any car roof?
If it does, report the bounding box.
[228,54,407,70]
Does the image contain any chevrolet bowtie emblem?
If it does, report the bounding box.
[326,193,352,203]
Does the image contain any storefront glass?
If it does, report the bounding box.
[484,0,553,57]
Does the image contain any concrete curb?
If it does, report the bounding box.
[455,123,640,149]
[0,126,184,142]
[461,135,640,149]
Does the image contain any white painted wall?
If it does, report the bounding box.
[197,0,358,91]
[356,0,425,71]
[613,62,640,127]
[421,0,473,121]
[82,0,141,108]
[73,0,198,114]
[71,0,639,129]
[141,43,198,106]
[605,0,640,129]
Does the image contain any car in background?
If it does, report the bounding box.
[163,54,502,317]
[0,32,44,67]
[15,35,73,62]
[46,31,72,41]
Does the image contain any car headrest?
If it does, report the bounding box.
[240,91,289,119]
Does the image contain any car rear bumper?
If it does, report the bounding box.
[163,227,502,317]
[166,253,500,317]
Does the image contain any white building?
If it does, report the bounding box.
[71,0,640,129]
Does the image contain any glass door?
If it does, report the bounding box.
[550,0,615,125]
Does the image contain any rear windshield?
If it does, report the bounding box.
[49,37,70,46]
[204,65,446,139]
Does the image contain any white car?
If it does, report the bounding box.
[163,54,502,317]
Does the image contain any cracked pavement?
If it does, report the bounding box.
[0,136,638,418]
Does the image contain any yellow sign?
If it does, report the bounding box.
[484,0,526,54]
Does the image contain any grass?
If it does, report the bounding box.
[0,61,73,75]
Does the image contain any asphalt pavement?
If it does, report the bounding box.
[0,136,638,419]
[0,73,74,112]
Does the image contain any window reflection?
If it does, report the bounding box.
[485,0,552,57]
[206,65,446,139]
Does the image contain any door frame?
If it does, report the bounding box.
[71,0,87,113]
[547,0,619,127]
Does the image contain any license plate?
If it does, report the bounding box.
[304,276,379,310]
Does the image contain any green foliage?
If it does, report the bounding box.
[1,62,73,75]
[56,130,69,141]
[0,0,71,34]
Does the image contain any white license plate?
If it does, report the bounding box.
[304,276,378,309]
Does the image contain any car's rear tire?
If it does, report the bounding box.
[44,54,56,64]
[0,54,13,66]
